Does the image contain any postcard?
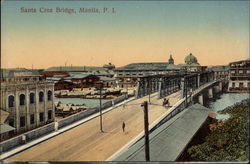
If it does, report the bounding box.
[1,0,249,163]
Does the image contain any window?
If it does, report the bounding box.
[47,90,52,101]
[231,70,235,74]
[239,70,244,74]
[247,70,250,74]
[30,114,35,124]
[48,110,52,120]
[19,94,25,106]
[232,82,235,88]
[30,93,35,104]
[39,113,44,122]
[8,118,14,127]
[39,91,44,102]
[239,83,244,88]
[8,95,15,108]
[20,116,25,127]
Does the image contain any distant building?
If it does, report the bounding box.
[206,66,229,80]
[178,53,206,72]
[43,66,116,90]
[228,60,250,92]
[43,66,114,78]
[0,68,55,137]
[103,62,116,70]
[115,55,181,88]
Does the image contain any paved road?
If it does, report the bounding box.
[6,91,182,162]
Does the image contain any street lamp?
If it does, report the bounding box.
[95,82,104,132]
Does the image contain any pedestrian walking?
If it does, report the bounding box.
[122,121,126,132]
[162,98,169,107]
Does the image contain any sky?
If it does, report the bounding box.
[1,0,249,69]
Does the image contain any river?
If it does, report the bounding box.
[54,98,110,108]
[208,93,249,120]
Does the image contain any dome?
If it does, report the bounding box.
[184,53,198,65]
[103,62,115,70]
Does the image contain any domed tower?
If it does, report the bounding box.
[103,62,115,70]
[168,55,174,64]
[184,53,198,65]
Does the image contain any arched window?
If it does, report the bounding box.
[47,90,52,101]
[39,91,44,102]
[19,94,25,106]
[8,95,15,108]
[30,93,35,104]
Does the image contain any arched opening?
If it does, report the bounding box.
[30,93,35,104]
[47,90,52,101]
[8,95,15,108]
[19,94,25,106]
[39,91,44,102]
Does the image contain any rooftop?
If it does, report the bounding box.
[206,66,229,72]
[0,68,42,78]
[115,62,181,71]
[44,66,108,72]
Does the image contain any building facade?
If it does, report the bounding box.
[206,66,229,80]
[114,55,181,88]
[0,69,55,136]
[228,60,250,92]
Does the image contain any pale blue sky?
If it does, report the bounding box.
[1,0,249,68]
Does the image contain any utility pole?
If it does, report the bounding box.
[141,101,150,161]
[96,82,104,132]
[99,85,103,132]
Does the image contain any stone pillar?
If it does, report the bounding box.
[213,86,218,93]
[181,78,185,98]
[198,94,203,105]
[219,82,222,92]
[15,86,20,132]
[35,84,39,125]
[52,84,55,121]
[208,88,213,99]
[135,81,140,98]
[25,86,30,129]
[157,79,162,99]
[197,74,200,87]
[44,84,48,123]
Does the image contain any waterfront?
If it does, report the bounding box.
[208,93,249,120]
[55,98,110,108]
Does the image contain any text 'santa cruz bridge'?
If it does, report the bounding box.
[1,71,228,161]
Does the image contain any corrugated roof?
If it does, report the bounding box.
[47,77,63,81]
[100,77,116,81]
[114,104,210,161]
[115,63,181,71]
[44,66,108,72]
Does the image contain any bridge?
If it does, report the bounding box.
[1,71,228,162]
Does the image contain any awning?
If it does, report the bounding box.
[0,124,15,134]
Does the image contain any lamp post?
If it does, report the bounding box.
[95,82,104,132]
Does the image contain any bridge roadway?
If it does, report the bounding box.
[6,91,182,161]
